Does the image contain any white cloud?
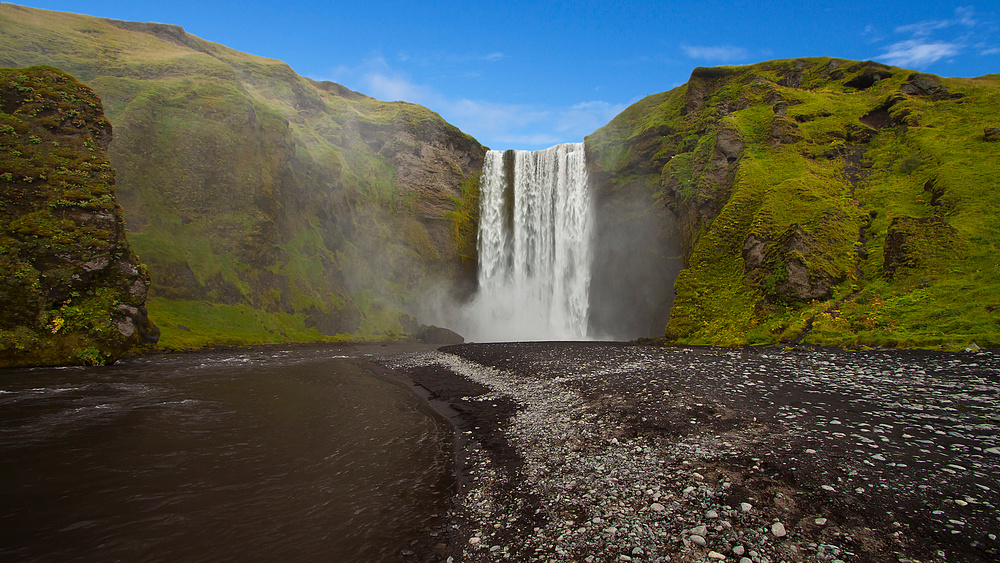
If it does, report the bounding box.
[555,101,628,136]
[679,44,748,62]
[983,47,1000,55]
[896,6,978,35]
[314,55,621,150]
[877,40,961,67]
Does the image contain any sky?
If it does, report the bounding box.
[10,1,1000,150]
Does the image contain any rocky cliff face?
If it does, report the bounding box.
[0,66,157,366]
[0,5,485,347]
[589,58,1000,348]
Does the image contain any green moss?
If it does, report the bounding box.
[590,58,1000,348]
[147,297,355,349]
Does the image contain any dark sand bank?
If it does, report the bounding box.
[373,342,1000,563]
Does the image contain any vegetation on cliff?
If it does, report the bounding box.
[588,58,1000,349]
[0,66,157,366]
[0,4,485,349]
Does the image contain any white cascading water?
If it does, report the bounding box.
[467,142,593,341]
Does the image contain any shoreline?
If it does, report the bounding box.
[373,341,1000,563]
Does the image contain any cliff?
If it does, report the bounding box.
[588,58,1000,348]
[0,4,485,348]
[0,66,157,366]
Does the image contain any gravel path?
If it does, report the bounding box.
[375,343,1000,563]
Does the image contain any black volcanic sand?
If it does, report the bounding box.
[373,341,1000,563]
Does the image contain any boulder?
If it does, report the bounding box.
[417,325,465,345]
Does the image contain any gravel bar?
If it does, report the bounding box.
[374,342,1000,563]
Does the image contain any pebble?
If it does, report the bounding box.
[385,344,1000,563]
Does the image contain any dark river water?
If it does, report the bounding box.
[0,346,454,561]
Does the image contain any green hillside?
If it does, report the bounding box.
[588,58,1000,348]
[0,4,485,349]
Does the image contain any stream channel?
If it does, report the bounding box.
[0,344,452,561]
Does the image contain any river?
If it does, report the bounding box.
[0,345,453,561]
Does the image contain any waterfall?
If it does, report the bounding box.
[469,142,593,341]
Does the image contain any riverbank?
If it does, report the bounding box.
[373,342,1000,563]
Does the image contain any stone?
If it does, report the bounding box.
[815,517,828,526]
[706,509,720,519]
[651,502,666,512]
[708,551,726,560]
[691,525,708,536]
[690,534,707,547]
[740,502,753,513]
[733,545,745,556]
[985,128,999,142]
[771,522,787,537]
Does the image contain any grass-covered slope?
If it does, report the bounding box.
[588,58,1000,348]
[0,4,485,349]
[0,66,157,366]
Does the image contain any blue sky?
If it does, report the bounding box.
[12,1,1000,150]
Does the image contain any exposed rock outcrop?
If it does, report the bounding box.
[883,216,960,280]
[0,66,156,366]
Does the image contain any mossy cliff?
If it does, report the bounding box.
[588,58,1000,348]
[0,66,157,366]
[0,4,485,348]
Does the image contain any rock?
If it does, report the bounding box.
[690,534,707,547]
[468,536,480,545]
[706,509,719,519]
[883,216,959,279]
[771,522,787,538]
[708,551,726,560]
[966,342,981,352]
[740,502,753,513]
[691,525,708,536]
[984,127,999,142]
[733,545,745,556]
[416,325,465,345]
[651,502,665,512]
[815,517,828,526]
[0,66,157,367]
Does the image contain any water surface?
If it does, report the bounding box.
[0,346,453,561]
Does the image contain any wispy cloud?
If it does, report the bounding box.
[874,6,995,68]
[318,54,622,150]
[982,47,1000,55]
[877,39,961,67]
[896,5,978,35]
[679,44,748,62]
